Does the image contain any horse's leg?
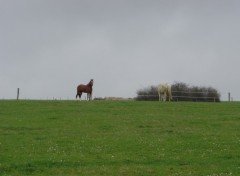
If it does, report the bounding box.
[79,92,82,100]
[76,93,80,99]
[88,93,92,101]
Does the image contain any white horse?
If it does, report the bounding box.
[158,84,172,102]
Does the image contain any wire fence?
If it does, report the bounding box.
[136,91,220,102]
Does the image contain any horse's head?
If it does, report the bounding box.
[89,79,94,86]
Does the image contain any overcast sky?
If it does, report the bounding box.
[1,0,240,101]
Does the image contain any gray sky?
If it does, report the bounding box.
[1,0,240,101]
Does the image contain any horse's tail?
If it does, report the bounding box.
[76,90,82,99]
[76,86,80,99]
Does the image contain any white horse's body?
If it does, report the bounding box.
[158,84,172,102]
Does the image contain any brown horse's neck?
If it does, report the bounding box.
[87,80,93,87]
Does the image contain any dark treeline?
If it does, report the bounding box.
[135,82,221,102]
[135,85,159,101]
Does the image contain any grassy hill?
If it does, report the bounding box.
[0,100,239,175]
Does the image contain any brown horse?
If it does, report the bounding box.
[76,79,94,101]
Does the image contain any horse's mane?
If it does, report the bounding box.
[87,79,93,86]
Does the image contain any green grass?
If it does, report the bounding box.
[0,100,239,176]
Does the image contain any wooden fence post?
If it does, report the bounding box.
[17,88,20,100]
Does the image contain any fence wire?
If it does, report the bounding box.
[136,91,219,102]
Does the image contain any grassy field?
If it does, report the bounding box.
[0,100,239,176]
